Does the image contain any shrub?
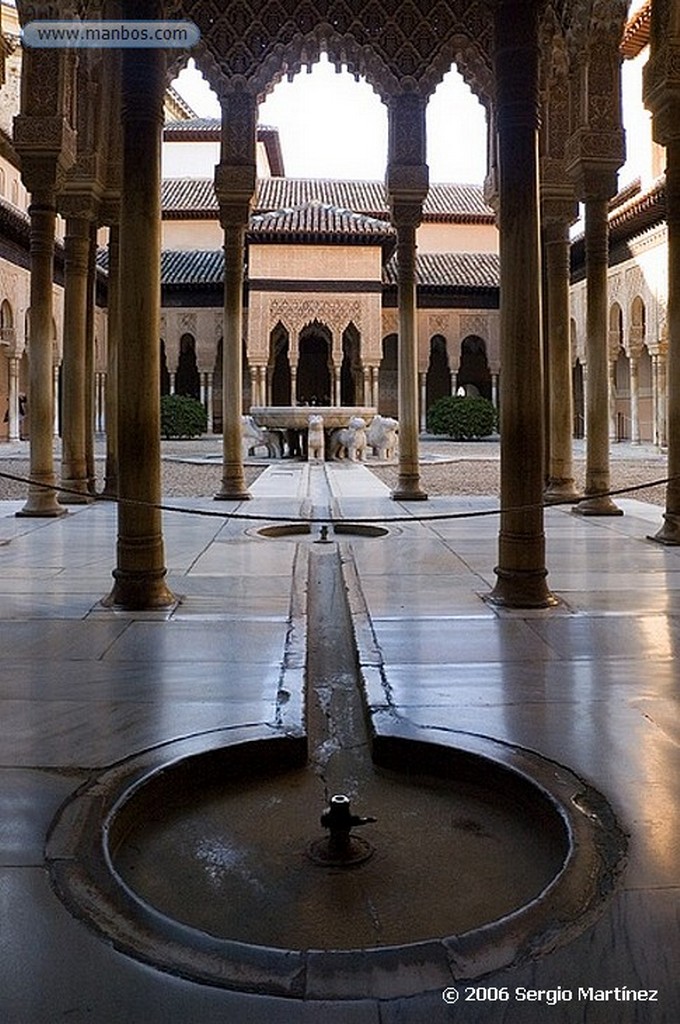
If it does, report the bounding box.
[160,394,207,439]
[426,395,497,440]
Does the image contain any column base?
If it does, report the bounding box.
[573,495,623,516]
[16,482,67,518]
[544,479,583,504]
[59,481,94,505]
[391,489,428,501]
[214,488,252,502]
[102,568,176,611]
[648,513,680,546]
[488,566,558,609]
[391,473,428,501]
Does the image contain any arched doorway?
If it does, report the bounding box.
[458,335,491,399]
[341,323,362,406]
[639,344,653,441]
[297,323,331,405]
[0,299,13,441]
[573,359,584,439]
[212,338,223,431]
[426,334,450,412]
[160,340,170,396]
[175,333,200,399]
[379,333,398,418]
[269,323,290,406]
[614,346,630,440]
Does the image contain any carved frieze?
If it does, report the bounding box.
[182,0,493,102]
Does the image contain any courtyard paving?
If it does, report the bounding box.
[0,453,679,1022]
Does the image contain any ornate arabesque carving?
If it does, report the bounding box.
[177,0,493,103]
[269,297,363,344]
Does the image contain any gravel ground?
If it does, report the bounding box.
[370,459,669,506]
[0,439,670,505]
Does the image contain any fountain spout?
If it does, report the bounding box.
[308,793,376,867]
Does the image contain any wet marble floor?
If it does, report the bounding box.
[1,463,679,1023]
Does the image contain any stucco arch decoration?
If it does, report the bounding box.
[169,0,494,104]
[269,298,363,353]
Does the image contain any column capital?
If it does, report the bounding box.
[58,191,100,222]
[567,151,622,202]
[214,163,256,223]
[642,0,680,144]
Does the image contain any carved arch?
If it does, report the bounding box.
[173,0,493,103]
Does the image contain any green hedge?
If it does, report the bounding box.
[160,394,207,439]
[426,396,497,440]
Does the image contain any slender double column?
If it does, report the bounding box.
[214,89,256,501]
[543,217,580,502]
[102,223,120,498]
[489,0,554,607]
[652,139,680,542]
[17,196,65,517]
[104,39,173,608]
[574,194,622,516]
[386,92,428,501]
[59,216,93,503]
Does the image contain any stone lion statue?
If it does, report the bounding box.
[330,416,367,462]
[241,415,282,458]
[307,414,325,461]
[366,415,399,460]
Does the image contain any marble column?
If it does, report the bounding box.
[657,350,668,448]
[17,196,65,517]
[651,139,680,541]
[333,364,341,406]
[214,90,256,502]
[102,223,119,498]
[371,365,380,409]
[104,41,173,608]
[53,364,60,438]
[387,92,428,501]
[574,195,622,515]
[544,218,580,501]
[609,357,618,441]
[419,371,427,432]
[215,221,250,499]
[168,371,176,396]
[489,0,553,607]
[59,216,92,503]
[630,352,640,443]
[290,363,298,406]
[85,220,97,494]
[205,371,214,431]
[7,356,19,441]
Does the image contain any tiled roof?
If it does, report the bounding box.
[163,117,221,140]
[621,0,651,58]
[161,177,495,222]
[161,249,225,285]
[248,200,395,245]
[162,178,216,214]
[571,174,666,274]
[147,248,499,291]
[384,251,500,290]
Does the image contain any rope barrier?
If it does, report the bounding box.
[0,466,677,526]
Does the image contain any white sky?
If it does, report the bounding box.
[173,56,489,184]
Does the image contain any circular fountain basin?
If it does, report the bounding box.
[251,523,391,540]
[47,728,626,1001]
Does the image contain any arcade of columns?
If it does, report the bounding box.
[9,0,680,609]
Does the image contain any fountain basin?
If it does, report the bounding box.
[46,725,626,1001]
[251,523,391,540]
